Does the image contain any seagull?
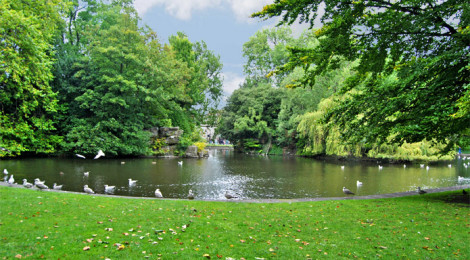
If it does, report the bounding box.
[417,187,427,194]
[155,188,163,198]
[22,179,33,188]
[76,154,86,159]
[403,164,406,168]
[340,166,345,170]
[36,182,49,190]
[128,178,137,186]
[187,189,195,200]
[225,191,238,199]
[151,161,157,165]
[104,185,115,193]
[7,175,15,184]
[53,183,63,190]
[178,161,183,166]
[342,187,355,195]
[34,178,45,185]
[378,165,383,170]
[84,172,89,177]
[448,164,452,168]
[3,169,8,175]
[121,161,125,165]
[94,150,105,159]
[84,185,95,194]
[426,166,430,171]
[420,164,425,168]
[357,180,363,186]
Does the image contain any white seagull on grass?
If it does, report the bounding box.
[343,187,355,195]
[187,190,195,200]
[104,185,115,193]
[23,179,33,188]
[7,175,15,184]
[3,169,8,175]
[53,183,63,190]
[155,188,163,198]
[36,182,49,190]
[84,185,95,194]
[357,180,363,186]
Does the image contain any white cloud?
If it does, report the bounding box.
[134,0,272,22]
[226,0,272,23]
[134,0,222,20]
[221,71,244,97]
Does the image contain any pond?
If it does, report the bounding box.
[1,150,469,200]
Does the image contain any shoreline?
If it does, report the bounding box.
[1,182,468,203]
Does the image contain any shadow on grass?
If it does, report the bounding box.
[422,190,470,207]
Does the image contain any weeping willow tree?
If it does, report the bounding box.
[297,94,456,160]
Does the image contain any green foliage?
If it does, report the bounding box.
[0,0,67,156]
[253,0,470,148]
[152,138,167,156]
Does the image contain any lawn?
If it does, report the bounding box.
[0,186,469,259]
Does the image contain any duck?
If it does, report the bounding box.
[155,188,163,198]
[84,185,95,194]
[342,187,355,195]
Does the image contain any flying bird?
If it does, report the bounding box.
[187,189,195,200]
[53,183,63,190]
[94,149,105,159]
[84,185,95,194]
[22,179,33,188]
[342,187,355,195]
[75,154,86,159]
[417,187,427,194]
[155,188,163,198]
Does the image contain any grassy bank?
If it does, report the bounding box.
[1,187,469,259]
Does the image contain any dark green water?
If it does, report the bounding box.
[1,150,469,199]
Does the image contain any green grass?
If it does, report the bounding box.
[1,187,469,259]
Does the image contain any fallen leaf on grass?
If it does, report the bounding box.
[203,253,210,258]
[15,254,22,259]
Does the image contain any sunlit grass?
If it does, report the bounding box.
[1,186,468,259]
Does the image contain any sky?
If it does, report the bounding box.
[133,0,309,99]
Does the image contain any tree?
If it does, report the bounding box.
[0,0,67,157]
[253,0,470,148]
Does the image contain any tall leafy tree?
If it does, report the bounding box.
[0,0,67,157]
[253,0,470,148]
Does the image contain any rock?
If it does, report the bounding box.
[185,145,198,158]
